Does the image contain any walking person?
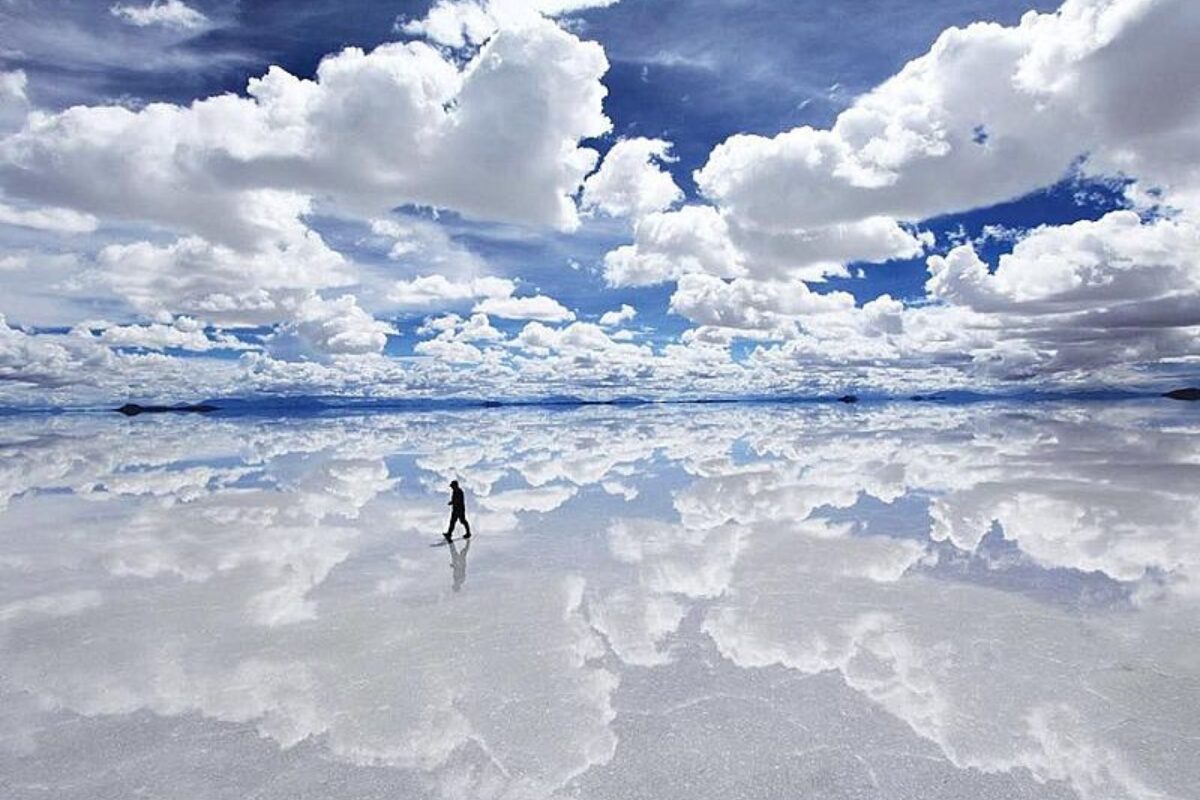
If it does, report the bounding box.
[445,479,471,540]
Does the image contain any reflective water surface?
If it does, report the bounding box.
[1,402,1198,800]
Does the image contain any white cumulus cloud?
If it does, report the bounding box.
[401,0,620,48]
[110,0,210,30]
[389,275,516,310]
[598,304,637,326]
[582,138,682,219]
[474,294,576,322]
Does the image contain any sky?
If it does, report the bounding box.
[0,0,1198,406]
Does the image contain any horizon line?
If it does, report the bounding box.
[3,386,1198,416]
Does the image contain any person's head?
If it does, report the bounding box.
[450,480,459,489]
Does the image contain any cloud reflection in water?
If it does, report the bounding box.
[1,402,1197,799]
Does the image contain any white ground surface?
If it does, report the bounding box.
[1,401,1197,799]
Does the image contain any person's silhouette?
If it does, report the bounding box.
[445,479,471,540]
[448,537,470,592]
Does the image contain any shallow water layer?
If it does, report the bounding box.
[1,401,1198,800]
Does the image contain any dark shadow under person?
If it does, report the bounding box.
[445,479,471,540]
[448,537,470,593]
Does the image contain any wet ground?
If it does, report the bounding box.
[1,401,1197,799]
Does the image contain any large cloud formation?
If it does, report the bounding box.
[1,0,1199,405]
[606,0,1200,385]
[0,4,609,371]
[694,0,1200,230]
[0,17,609,237]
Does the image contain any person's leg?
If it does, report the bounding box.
[446,512,458,536]
[462,516,471,538]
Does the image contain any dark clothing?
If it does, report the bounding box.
[447,509,470,536]
[446,486,470,536]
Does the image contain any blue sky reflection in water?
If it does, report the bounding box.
[1,401,1198,800]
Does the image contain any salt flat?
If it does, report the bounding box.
[1,401,1197,800]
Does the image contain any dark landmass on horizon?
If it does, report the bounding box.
[115,403,220,416]
[0,386,1160,417]
[1,387,1193,417]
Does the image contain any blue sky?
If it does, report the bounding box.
[0,0,1197,404]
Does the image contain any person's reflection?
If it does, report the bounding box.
[448,537,471,592]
